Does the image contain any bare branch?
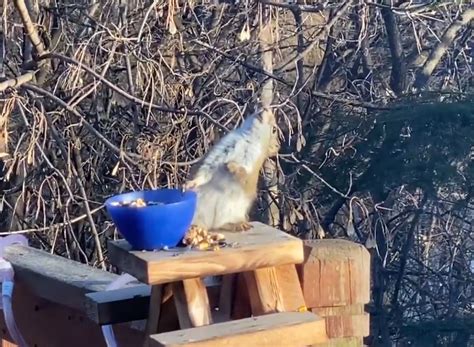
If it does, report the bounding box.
[13,0,47,57]
[0,72,35,92]
[381,2,407,94]
[274,1,353,72]
[414,7,474,89]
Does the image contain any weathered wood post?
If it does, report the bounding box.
[297,239,371,346]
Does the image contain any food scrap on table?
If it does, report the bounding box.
[183,225,226,251]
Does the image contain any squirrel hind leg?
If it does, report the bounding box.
[218,221,253,232]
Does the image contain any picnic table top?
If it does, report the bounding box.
[107,222,304,285]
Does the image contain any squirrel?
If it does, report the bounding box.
[183,107,278,232]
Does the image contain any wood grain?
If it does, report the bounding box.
[244,265,306,315]
[108,222,304,285]
[297,239,370,308]
[311,304,369,339]
[172,279,213,329]
[2,244,139,312]
[84,284,151,325]
[312,336,363,347]
[148,312,327,346]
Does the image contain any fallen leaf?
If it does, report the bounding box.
[239,22,250,42]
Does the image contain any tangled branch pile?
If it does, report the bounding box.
[0,0,473,345]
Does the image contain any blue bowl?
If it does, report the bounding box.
[105,189,197,250]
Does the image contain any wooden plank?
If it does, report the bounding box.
[145,285,164,336]
[2,244,137,311]
[311,304,370,338]
[312,336,363,347]
[84,285,151,325]
[275,264,307,311]
[84,282,221,330]
[148,312,327,346]
[297,240,370,308]
[244,265,306,315]
[311,303,366,317]
[108,222,304,285]
[0,282,144,347]
[244,267,284,314]
[172,279,213,329]
[324,314,369,338]
[158,285,220,333]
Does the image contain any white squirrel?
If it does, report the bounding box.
[183,107,278,231]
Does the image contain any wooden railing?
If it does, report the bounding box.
[0,225,370,347]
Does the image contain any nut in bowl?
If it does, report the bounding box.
[105,189,197,251]
[110,199,165,208]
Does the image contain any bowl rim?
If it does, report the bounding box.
[104,188,196,208]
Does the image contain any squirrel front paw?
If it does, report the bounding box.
[237,222,253,231]
[220,222,253,232]
[183,179,200,191]
[226,161,247,180]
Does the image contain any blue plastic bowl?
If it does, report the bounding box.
[105,189,197,250]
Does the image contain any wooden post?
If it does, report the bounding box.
[297,239,371,342]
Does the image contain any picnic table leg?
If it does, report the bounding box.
[244,264,307,315]
[143,284,165,347]
[145,285,163,335]
[172,278,213,328]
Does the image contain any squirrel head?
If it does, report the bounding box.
[252,105,275,126]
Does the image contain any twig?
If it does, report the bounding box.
[365,0,437,14]
[70,131,106,269]
[259,3,280,227]
[391,194,428,313]
[300,162,350,199]
[119,2,140,139]
[0,72,35,92]
[259,0,324,13]
[0,206,104,235]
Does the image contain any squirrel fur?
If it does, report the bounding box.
[184,107,277,232]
